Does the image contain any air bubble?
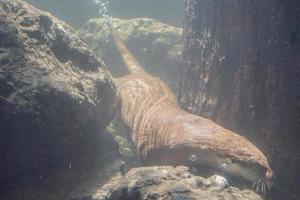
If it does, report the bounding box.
[93,0,110,18]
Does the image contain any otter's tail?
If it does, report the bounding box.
[107,18,145,74]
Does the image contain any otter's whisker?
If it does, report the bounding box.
[259,180,261,193]
[259,179,263,194]
[252,181,257,188]
[266,179,270,190]
[255,179,260,192]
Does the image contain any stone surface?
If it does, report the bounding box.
[93,166,263,200]
[106,122,136,160]
[179,1,300,199]
[0,0,118,195]
[79,17,182,92]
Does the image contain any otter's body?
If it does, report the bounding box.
[116,73,270,169]
[108,19,273,193]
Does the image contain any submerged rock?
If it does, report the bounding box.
[78,18,182,164]
[78,17,182,92]
[93,166,262,200]
[0,0,117,194]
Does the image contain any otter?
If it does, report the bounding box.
[107,19,273,193]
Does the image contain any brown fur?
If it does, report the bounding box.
[108,20,273,190]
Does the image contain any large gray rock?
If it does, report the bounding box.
[0,0,117,193]
[93,166,263,200]
[79,17,182,92]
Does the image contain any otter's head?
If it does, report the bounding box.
[186,151,273,194]
[218,158,274,194]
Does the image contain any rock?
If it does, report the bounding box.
[93,166,263,200]
[0,0,117,194]
[105,122,135,160]
[209,175,229,189]
[78,17,182,92]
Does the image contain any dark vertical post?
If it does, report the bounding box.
[180,0,299,199]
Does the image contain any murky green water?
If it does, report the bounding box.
[26,0,184,28]
[2,0,298,200]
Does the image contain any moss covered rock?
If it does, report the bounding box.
[93,166,263,200]
[0,0,118,195]
[79,17,182,92]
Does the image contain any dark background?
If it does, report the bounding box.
[180,1,300,200]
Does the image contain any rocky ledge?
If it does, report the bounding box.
[93,166,262,200]
[79,17,182,92]
[0,0,117,194]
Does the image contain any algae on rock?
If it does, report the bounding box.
[79,17,183,92]
[93,166,263,200]
[0,0,118,197]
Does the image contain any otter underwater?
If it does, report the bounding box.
[105,19,274,194]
